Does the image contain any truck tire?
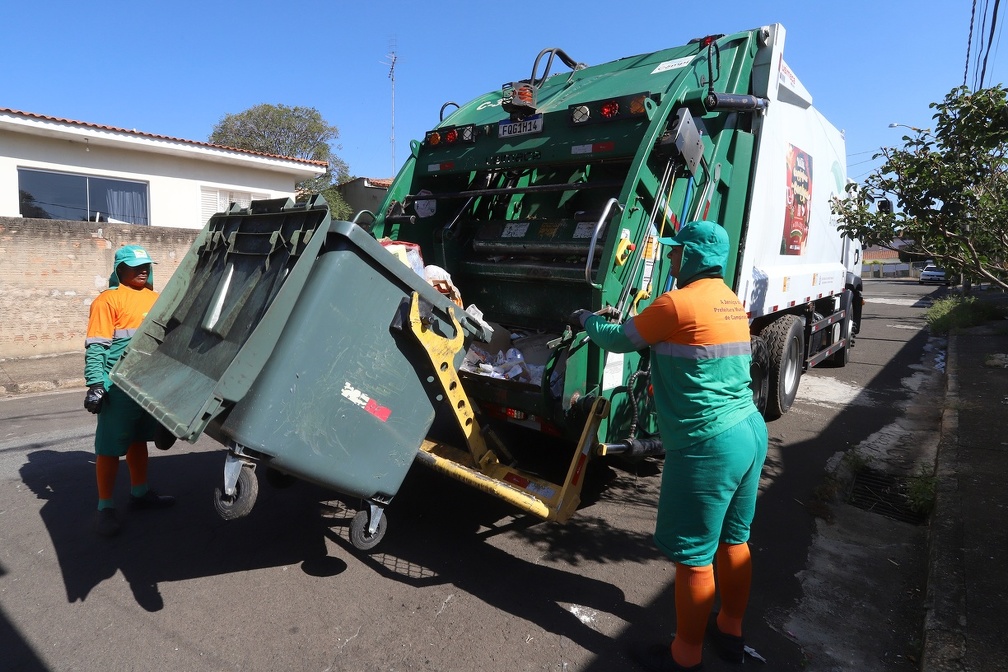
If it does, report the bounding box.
[761,315,804,420]
[749,335,769,416]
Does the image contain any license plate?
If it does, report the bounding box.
[498,115,543,139]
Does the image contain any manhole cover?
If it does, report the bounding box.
[847,468,928,525]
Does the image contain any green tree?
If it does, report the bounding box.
[209,103,353,219]
[832,85,1008,291]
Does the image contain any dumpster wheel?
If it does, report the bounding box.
[214,464,259,520]
[350,507,387,551]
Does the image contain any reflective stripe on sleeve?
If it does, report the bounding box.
[113,328,138,339]
[85,337,113,347]
[653,340,752,359]
[623,318,650,349]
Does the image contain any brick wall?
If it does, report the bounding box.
[0,217,199,358]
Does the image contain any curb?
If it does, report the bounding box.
[0,353,85,397]
[0,378,85,397]
[920,332,967,671]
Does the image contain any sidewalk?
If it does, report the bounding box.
[922,321,1008,671]
[0,352,84,396]
[3,316,1008,670]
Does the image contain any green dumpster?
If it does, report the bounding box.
[112,197,488,549]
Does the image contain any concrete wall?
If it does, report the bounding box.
[0,217,198,358]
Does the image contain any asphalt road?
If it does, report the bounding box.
[0,279,947,672]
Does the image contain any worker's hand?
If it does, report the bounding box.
[595,305,622,322]
[84,384,106,414]
[567,309,593,331]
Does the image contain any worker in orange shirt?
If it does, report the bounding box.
[84,245,176,537]
[571,221,768,671]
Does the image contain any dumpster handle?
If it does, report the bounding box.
[585,198,624,289]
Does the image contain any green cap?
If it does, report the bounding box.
[109,245,156,289]
[114,245,155,268]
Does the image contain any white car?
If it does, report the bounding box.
[919,265,950,285]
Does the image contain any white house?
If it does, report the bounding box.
[0,108,327,229]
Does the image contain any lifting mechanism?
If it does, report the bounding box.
[407,292,609,524]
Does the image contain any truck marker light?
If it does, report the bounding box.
[502,82,538,116]
[427,161,455,172]
[571,105,591,124]
[571,141,615,155]
[629,95,648,115]
[601,100,620,119]
[426,131,442,146]
[445,128,459,144]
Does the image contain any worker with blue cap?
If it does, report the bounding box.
[570,220,768,671]
[84,245,176,537]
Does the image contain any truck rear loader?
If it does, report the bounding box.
[113,23,862,550]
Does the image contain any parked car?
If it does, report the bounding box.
[919,265,951,285]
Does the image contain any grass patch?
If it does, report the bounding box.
[842,449,871,474]
[906,463,937,516]
[925,295,1008,334]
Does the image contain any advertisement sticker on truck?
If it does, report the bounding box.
[782,144,813,256]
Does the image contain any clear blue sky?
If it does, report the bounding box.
[2,1,997,183]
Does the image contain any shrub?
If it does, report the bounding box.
[926,295,1008,334]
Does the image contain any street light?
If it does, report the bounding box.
[888,122,930,133]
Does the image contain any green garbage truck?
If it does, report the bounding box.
[113,23,862,550]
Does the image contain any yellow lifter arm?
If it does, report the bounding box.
[406,292,608,523]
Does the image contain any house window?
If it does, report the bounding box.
[200,187,269,226]
[17,168,150,225]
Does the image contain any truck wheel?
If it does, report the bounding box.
[350,509,387,552]
[828,289,854,367]
[213,465,259,520]
[761,315,804,420]
[749,335,769,416]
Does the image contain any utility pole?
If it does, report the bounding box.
[382,40,398,176]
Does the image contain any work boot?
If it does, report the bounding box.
[93,508,121,537]
[153,425,177,451]
[705,612,745,664]
[628,641,704,671]
[129,490,176,511]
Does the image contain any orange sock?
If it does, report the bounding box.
[715,542,752,637]
[95,455,119,506]
[670,563,716,667]
[125,442,149,491]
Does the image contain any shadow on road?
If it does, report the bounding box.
[18,449,346,613]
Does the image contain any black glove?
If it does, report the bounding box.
[84,384,106,414]
[567,309,593,331]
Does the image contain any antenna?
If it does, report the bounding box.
[382,39,398,175]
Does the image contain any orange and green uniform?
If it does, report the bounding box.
[85,264,160,458]
[584,221,769,665]
[582,221,767,566]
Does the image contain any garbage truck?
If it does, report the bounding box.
[112,23,862,550]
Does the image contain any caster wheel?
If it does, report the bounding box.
[213,465,258,520]
[350,508,387,551]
